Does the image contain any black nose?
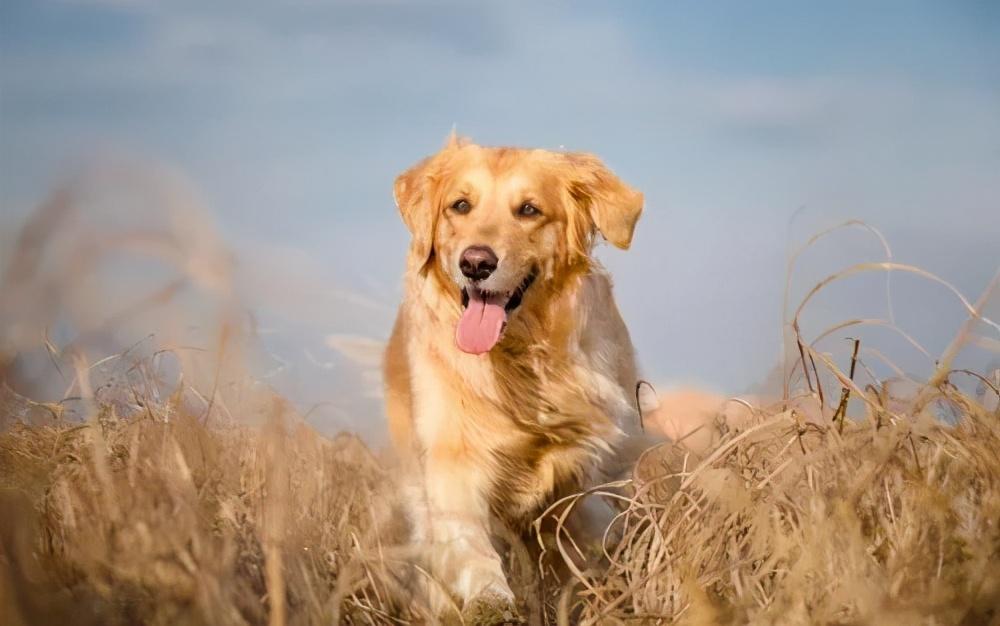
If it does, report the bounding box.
[459,246,498,281]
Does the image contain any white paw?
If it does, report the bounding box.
[461,588,523,625]
[455,564,513,604]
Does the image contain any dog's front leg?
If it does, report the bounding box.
[419,443,517,617]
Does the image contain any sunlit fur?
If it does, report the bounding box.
[383,135,647,613]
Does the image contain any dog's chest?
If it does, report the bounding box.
[478,357,623,527]
[487,427,604,528]
[410,327,630,527]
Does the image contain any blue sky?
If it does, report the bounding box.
[2,1,998,436]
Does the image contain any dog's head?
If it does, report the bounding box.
[394,135,643,355]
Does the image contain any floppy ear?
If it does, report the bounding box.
[564,152,644,250]
[393,133,470,270]
[393,155,437,270]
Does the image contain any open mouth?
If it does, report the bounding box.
[460,270,536,312]
[455,269,537,355]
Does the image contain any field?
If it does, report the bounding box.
[2,177,999,625]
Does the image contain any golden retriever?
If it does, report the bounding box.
[383,134,647,621]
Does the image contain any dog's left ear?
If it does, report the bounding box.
[564,152,644,250]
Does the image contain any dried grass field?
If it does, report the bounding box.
[2,173,999,625]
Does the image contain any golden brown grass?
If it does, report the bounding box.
[545,395,1000,624]
[0,387,410,625]
[3,346,999,625]
[2,172,999,624]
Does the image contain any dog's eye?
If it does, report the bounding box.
[517,202,541,217]
[451,199,472,214]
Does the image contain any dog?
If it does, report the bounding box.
[383,134,648,621]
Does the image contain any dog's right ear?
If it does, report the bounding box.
[394,133,469,271]
[393,155,437,271]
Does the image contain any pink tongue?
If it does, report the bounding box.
[456,291,508,354]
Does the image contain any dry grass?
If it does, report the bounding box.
[3,339,999,625]
[546,395,1000,625]
[0,384,412,625]
[2,172,999,624]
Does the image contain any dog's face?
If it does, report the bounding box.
[394,136,643,354]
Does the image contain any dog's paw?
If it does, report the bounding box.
[460,591,523,626]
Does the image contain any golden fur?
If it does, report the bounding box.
[383,135,648,617]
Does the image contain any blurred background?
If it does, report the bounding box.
[2,1,998,444]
